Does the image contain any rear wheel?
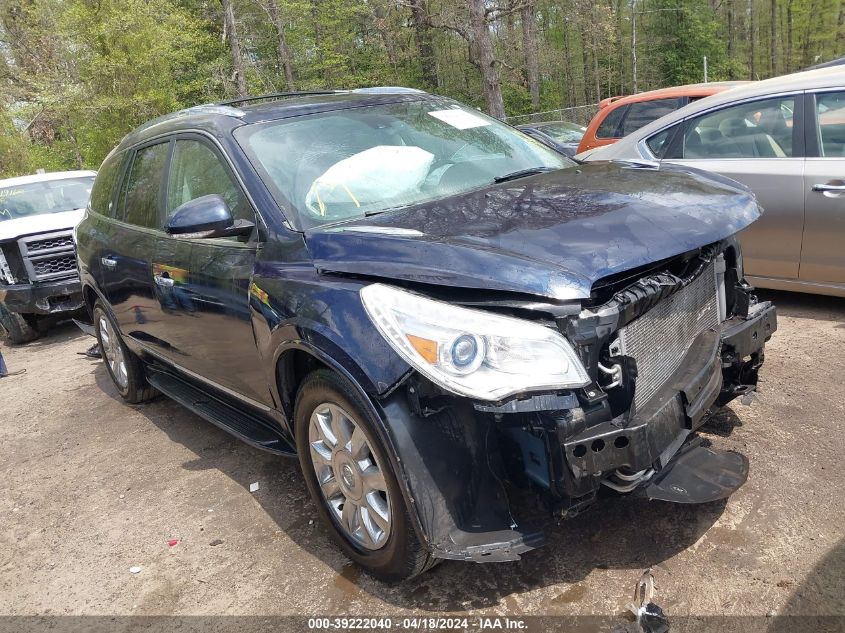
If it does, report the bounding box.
[93,301,156,403]
[294,369,437,582]
[0,305,39,344]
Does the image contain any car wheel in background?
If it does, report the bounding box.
[294,368,438,582]
[0,304,39,344]
[93,300,156,404]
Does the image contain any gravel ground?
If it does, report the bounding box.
[0,290,843,631]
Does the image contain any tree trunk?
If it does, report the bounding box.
[838,2,845,58]
[580,25,592,103]
[467,0,505,119]
[800,0,815,67]
[267,0,295,91]
[770,0,776,76]
[311,1,325,78]
[786,0,793,71]
[727,0,735,78]
[749,0,756,79]
[562,18,575,106]
[221,0,247,97]
[409,0,437,88]
[631,3,638,93]
[591,22,601,102]
[521,2,540,108]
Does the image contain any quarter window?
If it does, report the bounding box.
[89,152,124,217]
[681,96,795,159]
[815,91,845,157]
[122,142,169,228]
[646,127,676,158]
[166,140,250,221]
[596,105,627,139]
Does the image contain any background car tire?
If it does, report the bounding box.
[294,368,438,582]
[0,304,39,344]
[93,301,156,404]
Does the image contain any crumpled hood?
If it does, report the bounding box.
[304,162,760,301]
[0,209,84,242]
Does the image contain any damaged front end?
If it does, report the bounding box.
[372,238,775,562]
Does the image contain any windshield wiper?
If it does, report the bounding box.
[493,166,558,183]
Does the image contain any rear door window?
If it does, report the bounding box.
[620,98,684,136]
[814,91,845,157]
[121,142,170,229]
[681,96,795,159]
[596,105,628,139]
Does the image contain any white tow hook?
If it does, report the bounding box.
[601,468,655,493]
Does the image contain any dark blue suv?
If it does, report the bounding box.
[75,88,776,581]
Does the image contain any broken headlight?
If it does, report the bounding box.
[361,283,589,401]
[0,247,14,284]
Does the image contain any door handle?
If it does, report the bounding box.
[812,183,845,192]
[101,256,117,269]
[154,275,174,288]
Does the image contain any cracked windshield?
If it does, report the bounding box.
[237,101,571,228]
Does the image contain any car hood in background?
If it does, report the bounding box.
[0,209,85,242]
[304,162,760,301]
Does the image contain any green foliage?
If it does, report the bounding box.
[0,0,841,178]
[0,114,32,176]
[648,0,731,85]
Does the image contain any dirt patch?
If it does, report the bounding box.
[0,290,843,621]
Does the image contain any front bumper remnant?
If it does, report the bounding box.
[0,277,83,315]
[376,290,775,563]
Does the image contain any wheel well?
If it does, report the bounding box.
[277,349,329,424]
[82,285,98,318]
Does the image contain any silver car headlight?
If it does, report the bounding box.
[360,284,589,401]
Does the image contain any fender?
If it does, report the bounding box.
[268,337,431,550]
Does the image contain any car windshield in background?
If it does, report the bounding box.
[535,122,586,143]
[236,100,572,229]
[0,177,94,222]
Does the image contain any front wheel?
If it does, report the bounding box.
[294,369,437,582]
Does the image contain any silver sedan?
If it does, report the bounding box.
[579,66,845,298]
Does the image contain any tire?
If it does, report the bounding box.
[0,304,39,344]
[294,369,437,582]
[93,301,156,404]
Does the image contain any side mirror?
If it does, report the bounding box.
[165,194,254,239]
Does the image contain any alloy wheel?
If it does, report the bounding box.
[99,315,128,390]
[308,403,392,550]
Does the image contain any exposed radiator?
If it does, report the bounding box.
[615,261,719,410]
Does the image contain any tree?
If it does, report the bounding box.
[221,0,247,96]
[409,0,438,88]
[467,0,505,118]
[1,0,841,176]
[521,2,539,108]
[266,0,296,91]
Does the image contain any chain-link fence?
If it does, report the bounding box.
[506,104,599,127]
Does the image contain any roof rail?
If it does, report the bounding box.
[217,91,343,107]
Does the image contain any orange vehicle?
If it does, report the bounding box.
[576,81,749,154]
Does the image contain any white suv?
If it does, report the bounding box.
[0,170,95,342]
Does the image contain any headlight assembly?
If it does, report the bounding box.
[0,248,14,285]
[360,283,589,401]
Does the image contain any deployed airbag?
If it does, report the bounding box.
[305,145,434,216]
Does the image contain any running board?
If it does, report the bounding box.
[146,369,296,456]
